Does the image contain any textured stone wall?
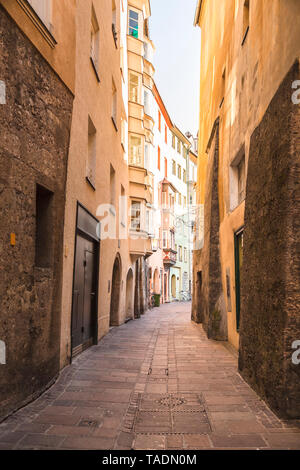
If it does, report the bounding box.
[193,120,227,341]
[0,6,73,420]
[239,60,300,419]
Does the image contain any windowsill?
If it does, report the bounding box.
[111,117,118,132]
[17,0,57,48]
[90,57,101,82]
[86,176,96,191]
[127,34,143,44]
[241,26,249,46]
[230,198,245,213]
[129,100,143,107]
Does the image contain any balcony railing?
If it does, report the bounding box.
[163,248,177,267]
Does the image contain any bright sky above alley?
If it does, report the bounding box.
[150,0,201,136]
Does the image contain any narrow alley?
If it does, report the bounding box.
[0,302,299,451]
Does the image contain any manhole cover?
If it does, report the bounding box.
[157,396,186,408]
[122,393,211,436]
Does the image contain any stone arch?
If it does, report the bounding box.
[125,268,134,320]
[110,254,122,326]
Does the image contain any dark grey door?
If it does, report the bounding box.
[72,235,97,355]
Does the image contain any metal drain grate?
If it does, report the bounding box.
[122,393,211,436]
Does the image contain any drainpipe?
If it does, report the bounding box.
[185,132,192,297]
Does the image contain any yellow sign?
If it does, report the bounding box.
[10,233,16,246]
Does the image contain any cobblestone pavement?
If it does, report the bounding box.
[1,302,300,450]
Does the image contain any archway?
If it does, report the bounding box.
[153,269,160,294]
[171,274,176,299]
[110,254,121,326]
[125,268,134,320]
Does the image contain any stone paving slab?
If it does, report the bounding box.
[0,302,299,450]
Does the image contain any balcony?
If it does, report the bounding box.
[163,248,177,267]
[129,230,153,260]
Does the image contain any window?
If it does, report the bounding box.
[158,111,161,132]
[237,157,246,204]
[35,184,53,267]
[90,6,100,75]
[131,201,141,231]
[129,73,139,103]
[178,194,182,205]
[27,0,52,30]
[229,150,246,210]
[177,138,181,154]
[183,169,186,182]
[164,158,168,178]
[177,165,182,179]
[183,146,187,159]
[165,125,168,144]
[175,244,178,259]
[112,79,117,128]
[112,0,117,46]
[162,230,168,249]
[179,246,183,262]
[121,117,126,150]
[120,185,126,227]
[110,164,116,206]
[184,247,187,263]
[172,134,176,149]
[158,146,161,170]
[129,9,139,38]
[172,160,176,176]
[87,116,96,188]
[170,231,175,250]
[242,0,250,45]
[144,42,149,60]
[144,90,150,114]
[129,135,142,166]
[144,143,150,170]
[184,196,187,207]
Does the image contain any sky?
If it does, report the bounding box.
[149,0,201,137]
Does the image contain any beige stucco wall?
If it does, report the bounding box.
[196,0,300,350]
[60,0,134,368]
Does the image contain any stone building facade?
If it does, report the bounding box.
[193,0,300,418]
[0,1,75,420]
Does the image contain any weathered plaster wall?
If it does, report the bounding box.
[194,121,227,341]
[59,0,134,368]
[239,61,300,419]
[0,6,73,420]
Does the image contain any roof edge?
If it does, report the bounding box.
[194,0,203,27]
